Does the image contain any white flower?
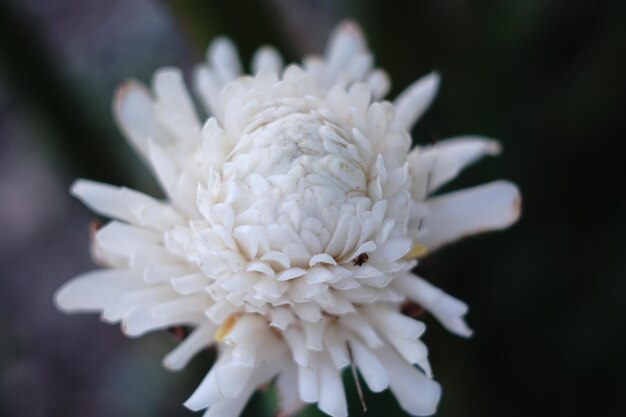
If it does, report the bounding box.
[55,21,520,417]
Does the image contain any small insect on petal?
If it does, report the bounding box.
[353,253,369,266]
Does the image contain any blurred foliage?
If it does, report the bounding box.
[0,0,129,185]
[166,0,298,63]
[1,0,626,416]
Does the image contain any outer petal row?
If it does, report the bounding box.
[415,180,521,251]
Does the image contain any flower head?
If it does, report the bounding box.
[55,21,520,417]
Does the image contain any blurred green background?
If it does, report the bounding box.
[1,0,625,416]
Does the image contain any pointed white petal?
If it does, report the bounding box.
[208,37,242,85]
[392,72,440,130]
[338,313,383,349]
[194,65,223,117]
[152,68,201,142]
[318,354,348,417]
[214,361,255,398]
[163,322,215,371]
[122,309,202,338]
[269,307,295,330]
[418,180,521,250]
[71,180,134,223]
[350,338,389,392]
[148,140,179,199]
[204,344,286,417]
[252,46,283,74]
[369,238,412,263]
[323,20,366,86]
[277,362,306,416]
[363,305,426,340]
[298,357,319,403]
[54,269,141,312]
[386,334,431,374]
[95,221,161,262]
[324,325,350,369]
[113,80,169,160]
[303,319,327,351]
[101,285,172,323]
[171,273,210,295]
[71,179,183,230]
[376,344,441,416]
[184,356,227,411]
[408,136,501,198]
[367,69,390,100]
[284,325,308,367]
[395,275,473,337]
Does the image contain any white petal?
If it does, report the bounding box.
[163,321,215,371]
[338,313,383,349]
[303,319,327,351]
[369,238,412,263]
[122,309,202,337]
[152,68,201,141]
[323,20,366,87]
[171,272,210,295]
[215,361,255,398]
[324,325,350,369]
[408,136,501,198]
[366,69,390,100]
[184,359,223,410]
[418,180,521,250]
[347,54,373,84]
[395,275,473,337]
[298,358,319,403]
[277,268,307,281]
[376,344,441,416]
[207,37,242,85]
[392,72,440,130]
[54,269,141,312]
[151,294,208,318]
[309,253,337,267]
[261,251,291,270]
[194,66,223,117]
[348,82,371,114]
[284,326,308,367]
[71,180,134,223]
[293,302,322,323]
[71,180,183,230]
[95,221,160,258]
[188,342,285,415]
[363,304,426,340]
[113,80,169,161]
[203,362,276,417]
[349,338,389,392]
[317,354,348,417]
[101,285,173,322]
[269,307,295,330]
[276,362,305,416]
[304,267,334,284]
[386,335,431,375]
[148,140,179,200]
[205,300,238,325]
[252,46,283,74]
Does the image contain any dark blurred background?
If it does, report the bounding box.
[1,0,625,416]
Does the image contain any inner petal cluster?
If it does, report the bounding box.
[183,77,416,322]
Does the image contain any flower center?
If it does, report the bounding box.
[226,112,369,261]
